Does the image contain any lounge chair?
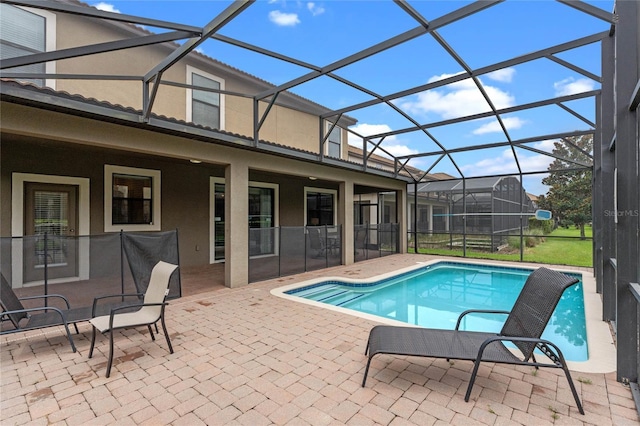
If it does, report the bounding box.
[88,261,178,377]
[362,267,584,415]
[0,274,91,352]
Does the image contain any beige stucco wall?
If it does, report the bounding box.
[47,11,348,157]
[1,102,406,272]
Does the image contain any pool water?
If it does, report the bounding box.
[286,262,587,361]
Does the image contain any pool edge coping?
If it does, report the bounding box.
[270,258,616,375]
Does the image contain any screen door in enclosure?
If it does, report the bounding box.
[355,202,379,247]
[249,186,275,257]
[23,182,79,282]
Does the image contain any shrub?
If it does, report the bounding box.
[509,229,545,249]
[525,228,545,247]
[529,217,554,234]
[508,236,521,249]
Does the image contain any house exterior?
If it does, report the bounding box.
[0,1,409,289]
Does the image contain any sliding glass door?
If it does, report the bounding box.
[210,179,278,262]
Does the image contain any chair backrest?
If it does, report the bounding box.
[142,261,179,310]
[0,274,28,328]
[500,267,579,359]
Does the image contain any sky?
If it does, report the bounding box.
[91,0,614,196]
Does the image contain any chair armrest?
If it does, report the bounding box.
[476,335,567,365]
[1,306,68,323]
[455,309,510,330]
[92,293,144,317]
[18,294,72,309]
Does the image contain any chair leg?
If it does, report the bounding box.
[362,355,374,387]
[106,328,115,378]
[562,365,585,414]
[62,322,77,353]
[147,325,155,341]
[89,326,97,358]
[464,359,483,402]
[160,315,174,354]
[73,323,80,334]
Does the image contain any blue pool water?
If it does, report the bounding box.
[286,262,587,361]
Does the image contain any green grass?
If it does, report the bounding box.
[413,226,593,267]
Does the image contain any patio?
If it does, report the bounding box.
[1,254,638,425]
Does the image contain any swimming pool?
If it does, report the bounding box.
[284,261,587,361]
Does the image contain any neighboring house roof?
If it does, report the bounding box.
[429,172,457,180]
[347,145,428,179]
[409,175,528,194]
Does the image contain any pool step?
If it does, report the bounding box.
[291,284,341,300]
[290,284,365,306]
[320,291,365,306]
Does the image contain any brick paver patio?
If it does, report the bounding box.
[2,255,638,425]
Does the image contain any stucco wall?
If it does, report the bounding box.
[49,11,347,156]
[1,102,406,274]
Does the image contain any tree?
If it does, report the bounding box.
[541,135,593,239]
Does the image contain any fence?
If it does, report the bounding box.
[248,224,400,282]
[408,222,593,267]
[0,230,181,312]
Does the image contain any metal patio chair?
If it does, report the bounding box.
[362,267,585,415]
[0,274,90,352]
[88,261,178,377]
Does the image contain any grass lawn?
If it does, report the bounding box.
[415,226,593,267]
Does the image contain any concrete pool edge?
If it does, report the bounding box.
[270,258,616,375]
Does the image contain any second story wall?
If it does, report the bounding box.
[8,3,351,158]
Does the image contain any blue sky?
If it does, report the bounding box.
[93,0,613,195]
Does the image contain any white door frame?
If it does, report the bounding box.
[11,173,90,287]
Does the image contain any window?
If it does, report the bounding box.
[305,188,337,226]
[0,4,55,88]
[326,123,342,158]
[187,65,225,130]
[112,174,153,225]
[104,165,161,232]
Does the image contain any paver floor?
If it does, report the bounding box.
[1,254,638,425]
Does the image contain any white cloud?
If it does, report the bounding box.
[307,2,325,16]
[92,2,120,13]
[532,139,557,152]
[472,116,527,135]
[268,10,301,26]
[461,148,554,181]
[485,68,516,83]
[461,149,517,175]
[348,123,394,142]
[554,77,596,96]
[348,123,418,158]
[382,143,419,157]
[400,74,515,120]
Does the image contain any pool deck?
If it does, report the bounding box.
[1,254,638,425]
